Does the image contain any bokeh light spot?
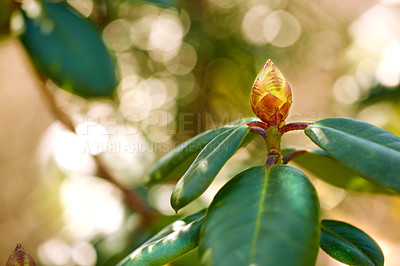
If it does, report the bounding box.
[61,176,124,240]
[333,75,361,104]
[103,19,132,52]
[263,11,301,48]
[75,122,108,155]
[53,129,96,175]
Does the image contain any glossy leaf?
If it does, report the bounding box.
[19,1,116,98]
[171,125,251,212]
[199,165,320,266]
[145,117,259,185]
[320,220,384,266]
[282,146,393,194]
[117,210,205,266]
[305,117,400,192]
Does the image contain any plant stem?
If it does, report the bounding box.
[265,153,280,169]
[279,122,312,134]
[246,121,270,131]
[282,150,307,164]
[263,126,283,168]
[38,80,156,225]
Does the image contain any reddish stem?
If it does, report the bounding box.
[246,121,270,130]
[279,122,313,134]
[246,121,270,139]
[282,150,307,164]
[265,153,280,169]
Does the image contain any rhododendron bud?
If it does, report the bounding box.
[6,243,36,266]
[251,59,292,127]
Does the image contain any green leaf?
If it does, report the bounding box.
[18,1,116,98]
[282,146,393,194]
[199,165,320,266]
[305,117,400,192]
[358,83,400,107]
[117,210,205,266]
[145,127,229,185]
[320,220,384,266]
[171,125,251,212]
[145,117,259,185]
[142,0,178,7]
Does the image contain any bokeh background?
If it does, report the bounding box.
[1,0,400,265]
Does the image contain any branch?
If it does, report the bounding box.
[38,81,157,225]
[282,150,307,164]
[279,122,312,134]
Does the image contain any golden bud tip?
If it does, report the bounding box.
[251,59,292,126]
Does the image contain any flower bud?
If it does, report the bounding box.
[251,59,292,127]
[7,243,36,266]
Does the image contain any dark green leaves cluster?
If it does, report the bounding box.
[146,117,258,212]
[119,117,394,265]
[18,0,116,98]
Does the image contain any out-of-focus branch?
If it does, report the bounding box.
[39,80,156,225]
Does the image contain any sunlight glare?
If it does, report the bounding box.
[53,130,96,175]
[60,176,124,240]
[75,122,108,155]
[38,238,71,266]
[376,43,400,87]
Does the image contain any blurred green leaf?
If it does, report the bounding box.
[145,117,259,185]
[19,0,116,98]
[282,146,394,194]
[117,210,205,266]
[199,165,320,266]
[320,220,384,266]
[171,125,251,212]
[140,0,177,7]
[305,118,400,192]
[359,84,400,107]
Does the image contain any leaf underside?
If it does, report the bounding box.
[282,146,393,194]
[320,220,384,266]
[305,117,400,192]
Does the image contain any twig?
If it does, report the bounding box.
[38,80,156,225]
[279,122,312,134]
[265,153,280,169]
[282,150,307,164]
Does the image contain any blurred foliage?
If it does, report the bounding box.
[19,0,117,98]
[0,0,17,36]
